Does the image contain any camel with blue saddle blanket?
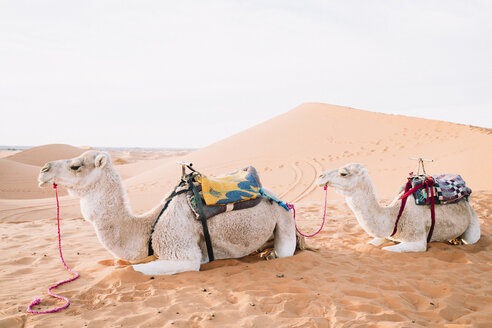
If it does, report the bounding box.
[38,151,304,275]
[158,164,307,263]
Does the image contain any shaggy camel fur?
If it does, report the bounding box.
[316,163,480,252]
[38,151,297,275]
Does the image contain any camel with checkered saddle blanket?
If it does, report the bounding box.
[316,163,481,253]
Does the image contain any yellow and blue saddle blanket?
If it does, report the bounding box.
[187,166,264,220]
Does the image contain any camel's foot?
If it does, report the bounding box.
[260,248,278,260]
[448,238,464,246]
[368,237,387,247]
[382,240,427,253]
[255,240,274,254]
[133,259,200,275]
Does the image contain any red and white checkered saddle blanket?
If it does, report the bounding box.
[411,174,472,205]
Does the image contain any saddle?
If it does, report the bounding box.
[187,166,263,220]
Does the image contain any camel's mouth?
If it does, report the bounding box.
[38,172,54,188]
[38,181,51,187]
[316,177,329,188]
[38,179,53,188]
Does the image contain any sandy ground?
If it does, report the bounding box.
[0,103,491,327]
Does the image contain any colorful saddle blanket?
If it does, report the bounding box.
[187,166,263,220]
[411,174,472,205]
[197,166,262,206]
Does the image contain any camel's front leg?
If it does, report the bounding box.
[133,260,200,275]
[382,240,427,253]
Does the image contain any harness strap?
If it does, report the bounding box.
[148,183,188,256]
[189,176,215,262]
[148,171,215,261]
[428,180,436,243]
[390,179,412,237]
[391,176,436,242]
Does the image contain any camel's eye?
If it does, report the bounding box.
[339,171,348,177]
[70,165,81,171]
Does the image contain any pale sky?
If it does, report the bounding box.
[1,0,491,148]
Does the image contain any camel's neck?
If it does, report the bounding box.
[344,176,396,238]
[79,170,155,261]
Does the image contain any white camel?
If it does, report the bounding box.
[316,163,480,252]
[38,150,297,275]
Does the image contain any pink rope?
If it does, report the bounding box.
[27,183,80,314]
[288,186,328,237]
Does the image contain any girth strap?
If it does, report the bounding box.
[390,179,412,238]
[148,172,215,261]
[391,175,436,243]
[188,176,215,262]
[148,183,188,256]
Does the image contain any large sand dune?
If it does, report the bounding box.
[1,103,491,327]
[124,103,492,211]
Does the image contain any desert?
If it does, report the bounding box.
[0,103,491,327]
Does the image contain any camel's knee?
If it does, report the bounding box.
[462,232,480,245]
[274,241,295,257]
[273,225,296,258]
[462,214,480,245]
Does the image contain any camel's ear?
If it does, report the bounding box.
[348,163,366,175]
[95,153,109,168]
[354,164,368,175]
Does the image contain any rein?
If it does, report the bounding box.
[259,187,327,238]
[27,183,80,314]
[289,186,328,238]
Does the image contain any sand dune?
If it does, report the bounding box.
[0,103,491,327]
[184,103,491,199]
[5,144,87,167]
[122,103,492,210]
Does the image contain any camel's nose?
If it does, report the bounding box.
[41,163,51,173]
[317,173,329,186]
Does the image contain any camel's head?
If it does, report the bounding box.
[38,150,113,195]
[316,163,368,196]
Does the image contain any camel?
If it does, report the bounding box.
[316,163,480,252]
[38,150,297,275]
